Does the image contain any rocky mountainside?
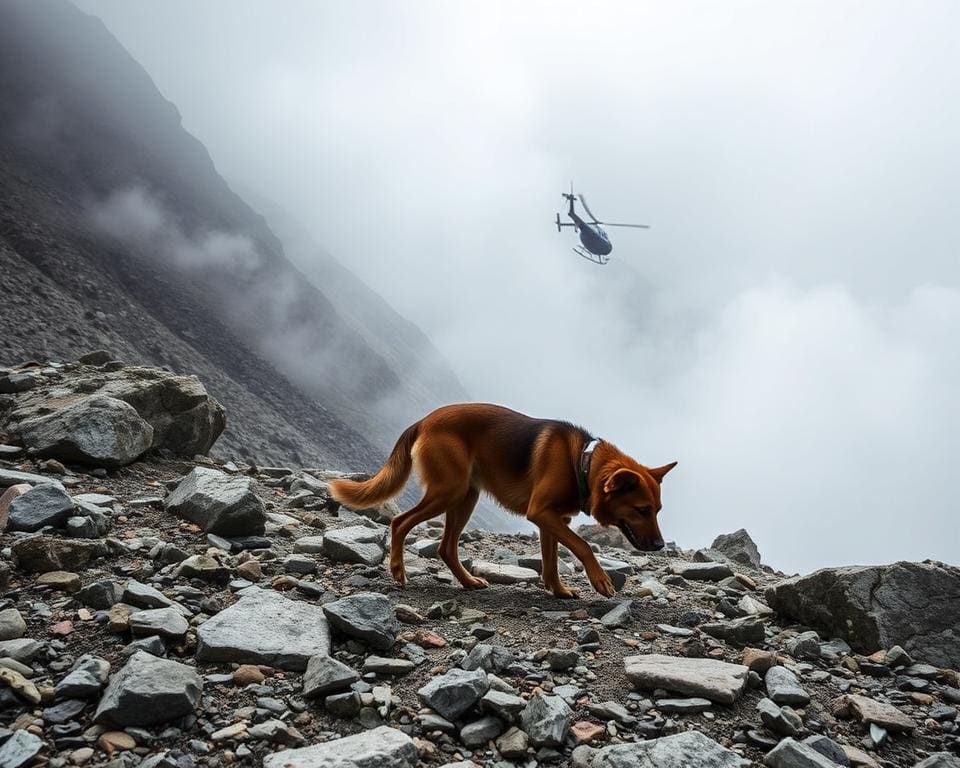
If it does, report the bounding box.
[1,360,959,768]
[0,0,467,475]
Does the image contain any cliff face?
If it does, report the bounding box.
[0,0,466,472]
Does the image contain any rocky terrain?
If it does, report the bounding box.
[2,357,959,768]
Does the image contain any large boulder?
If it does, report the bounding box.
[624,654,749,705]
[15,395,154,468]
[1,363,225,463]
[196,587,331,670]
[164,467,266,536]
[766,561,960,668]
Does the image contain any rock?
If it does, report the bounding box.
[55,656,110,699]
[6,483,75,532]
[842,694,916,732]
[0,667,40,704]
[913,756,960,768]
[363,656,415,676]
[461,644,518,675]
[471,561,539,584]
[3,364,224,457]
[122,579,174,608]
[0,730,45,768]
[785,631,821,660]
[600,601,633,628]
[592,731,747,768]
[302,655,360,697]
[175,554,230,583]
[0,638,40,663]
[765,665,810,706]
[520,693,573,747]
[322,592,398,651]
[670,561,734,581]
[460,715,504,747]
[129,607,190,638]
[36,570,82,592]
[712,529,762,568]
[0,483,30,530]
[764,737,838,768]
[262,725,417,768]
[496,726,529,759]
[742,648,778,673]
[624,654,749,704]
[417,668,489,721]
[802,735,850,766]
[11,536,104,572]
[481,689,526,720]
[0,469,64,490]
[164,468,266,536]
[757,697,803,736]
[0,609,26,641]
[197,587,331,670]
[546,648,581,671]
[576,524,631,550]
[322,525,386,565]
[701,616,765,646]
[94,651,202,726]
[571,721,606,743]
[655,697,713,714]
[766,561,960,668]
[13,395,153,467]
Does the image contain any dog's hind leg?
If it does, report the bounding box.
[539,529,578,598]
[439,487,487,589]
[389,493,457,586]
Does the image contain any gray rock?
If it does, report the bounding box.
[624,654,749,704]
[913,756,960,768]
[496,726,529,759]
[293,536,325,554]
[712,529,762,568]
[670,561,734,581]
[763,737,838,768]
[801,735,850,766]
[164,467,266,536]
[6,484,75,532]
[0,730,45,768]
[481,689,526,720]
[546,648,580,671]
[520,693,572,747]
[72,492,116,507]
[757,697,803,736]
[14,395,153,468]
[0,469,64,490]
[94,650,202,726]
[197,588,330,670]
[302,655,360,698]
[322,592,398,651]
[262,725,417,768]
[766,561,960,668]
[55,655,110,699]
[408,539,440,558]
[782,632,819,661]
[592,730,747,768]
[600,601,633,628]
[0,638,41,664]
[122,579,174,608]
[461,643,519,675]
[471,561,539,584]
[3,364,224,457]
[765,665,810,706]
[11,536,104,572]
[417,668,489,721]
[130,607,190,638]
[460,715,504,747]
[655,697,712,714]
[0,609,26,641]
[322,525,386,565]
[701,615,765,647]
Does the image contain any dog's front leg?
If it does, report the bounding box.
[538,529,578,598]
[527,505,616,598]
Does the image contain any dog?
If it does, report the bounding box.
[328,403,676,598]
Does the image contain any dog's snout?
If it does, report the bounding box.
[647,539,665,552]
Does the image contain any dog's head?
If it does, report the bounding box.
[592,461,677,551]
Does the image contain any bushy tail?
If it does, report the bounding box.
[328,423,419,508]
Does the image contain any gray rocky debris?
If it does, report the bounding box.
[302,655,360,698]
[592,730,748,768]
[417,668,489,721]
[322,524,386,565]
[521,692,573,747]
[322,592,398,651]
[164,467,267,536]
[712,529,762,568]
[765,665,811,706]
[262,725,417,768]
[624,654,749,704]
[6,483,75,532]
[763,737,838,768]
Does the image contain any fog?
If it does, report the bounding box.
[74,0,960,573]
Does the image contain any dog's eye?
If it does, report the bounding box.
[634,506,652,516]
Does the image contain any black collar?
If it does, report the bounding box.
[577,438,600,514]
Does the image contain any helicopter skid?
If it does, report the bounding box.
[573,246,609,265]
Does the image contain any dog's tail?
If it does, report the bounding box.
[328,423,419,508]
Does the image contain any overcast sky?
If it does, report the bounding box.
[74,0,960,573]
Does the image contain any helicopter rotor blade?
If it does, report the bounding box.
[596,222,651,229]
[577,193,599,223]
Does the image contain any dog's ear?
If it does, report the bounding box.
[603,468,640,495]
[648,461,678,483]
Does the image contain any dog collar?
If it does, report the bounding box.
[578,438,600,514]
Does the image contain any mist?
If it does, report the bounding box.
[73,0,960,573]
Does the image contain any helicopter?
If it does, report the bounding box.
[556,183,649,265]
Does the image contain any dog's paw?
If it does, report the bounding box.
[462,575,489,590]
[589,570,616,598]
[550,582,580,599]
[390,559,407,586]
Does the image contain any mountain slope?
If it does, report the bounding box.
[0,0,463,471]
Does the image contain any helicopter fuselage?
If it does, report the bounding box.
[569,212,612,256]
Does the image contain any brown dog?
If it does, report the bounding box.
[328,404,676,598]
